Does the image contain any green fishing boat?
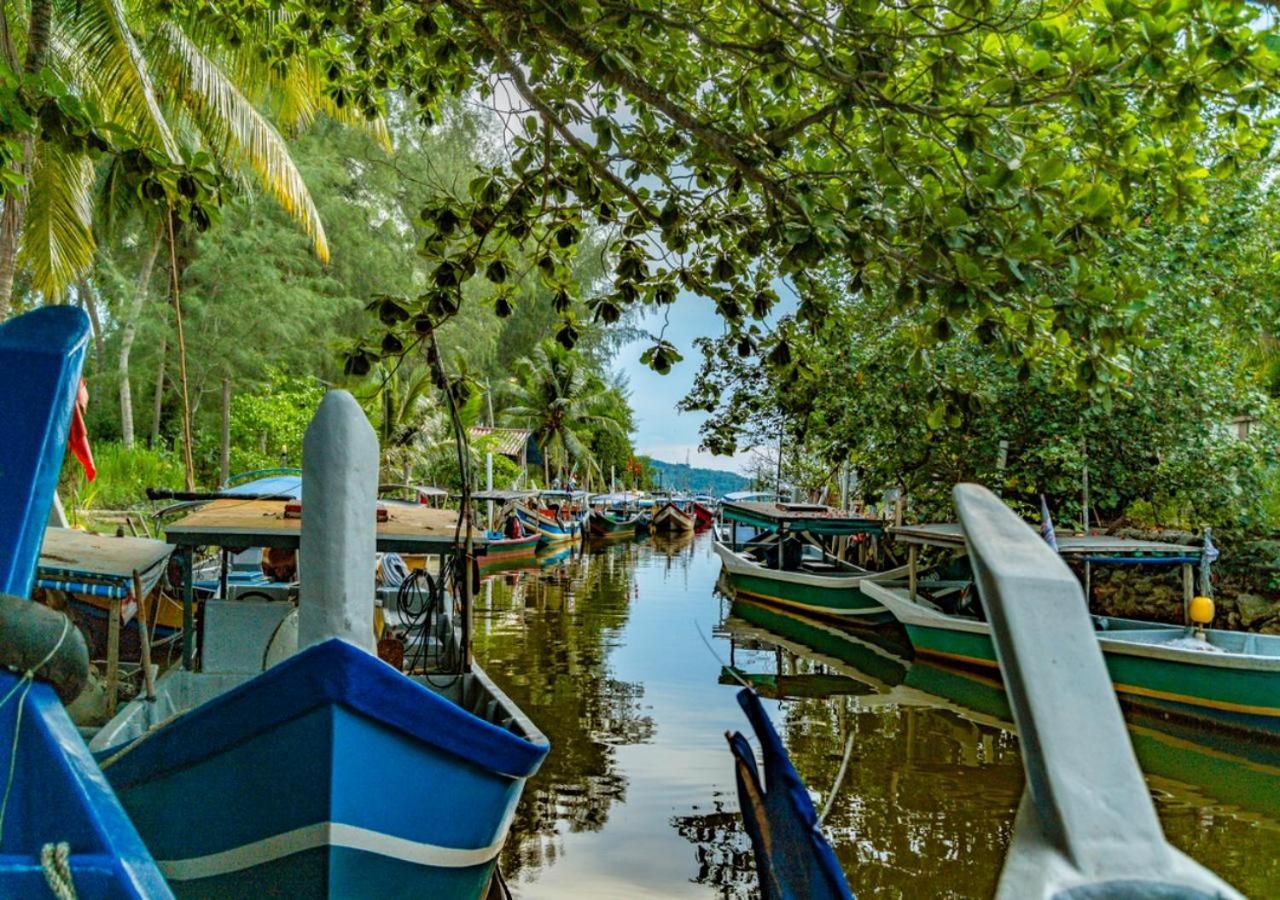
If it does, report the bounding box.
[714,500,906,623]
[864,522,1280,741]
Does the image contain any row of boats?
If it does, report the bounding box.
[711,499,1280,743]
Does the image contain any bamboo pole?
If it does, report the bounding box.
[132,570,155,701]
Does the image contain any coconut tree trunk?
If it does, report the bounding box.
[78,278,104,367]
[0,0,55,319]
[165,210,195,490]
[149,333,166,448]
[118,228,163,449]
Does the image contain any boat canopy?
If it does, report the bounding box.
[539,490,589,501]
[221,472,303,499]
[379,483,448,499]
[36,527,173,601]
[722,490,777,503]
[591,491,644,505]
[468,489,538,502]
[164,499,482,552]
[891,522,1204,563]
[721,501,885,537]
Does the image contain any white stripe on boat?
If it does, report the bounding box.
[157,821,506,880]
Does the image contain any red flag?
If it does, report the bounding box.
[68,378,95,481]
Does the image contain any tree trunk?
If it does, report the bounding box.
[0,0,56,318]
[78,278,104,367]
[118,228,163,449]
[219,377,231,486]
[149,333,166,449]
[543,454,550,488]
[165,211,195,490]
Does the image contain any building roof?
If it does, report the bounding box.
[469,427,532,458]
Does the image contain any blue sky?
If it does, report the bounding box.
[615,292,750,474]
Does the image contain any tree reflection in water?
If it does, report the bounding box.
[473,541,656,881]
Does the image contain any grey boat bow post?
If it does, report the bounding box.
[953,483,1240,899]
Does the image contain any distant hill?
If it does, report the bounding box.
[644,458,750,497]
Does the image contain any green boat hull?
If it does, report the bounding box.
[722,568,894,624]
[904,621,1280,740]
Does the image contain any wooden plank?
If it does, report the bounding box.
[164,499,485,551]
[106,594,121,718]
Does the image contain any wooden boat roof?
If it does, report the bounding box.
[468,489,537,502]
[38,527,174,587]
[721,501,885,536]
[891,522,1203,558]
[164,500,482,551]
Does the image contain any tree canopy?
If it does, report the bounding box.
[191,0,1280,405]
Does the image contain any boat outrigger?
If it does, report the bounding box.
[0,306,170,897]
[714,500,905,623]
[863,520,1280,740]
[91,392,548,898]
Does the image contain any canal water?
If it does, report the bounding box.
[473,532,1280,898]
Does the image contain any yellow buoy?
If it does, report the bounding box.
[1189,595,1215,626]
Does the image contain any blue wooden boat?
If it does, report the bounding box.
[727,689,853,900]
[513,491,585,544]
[93,640,545,897]
[92,391,548,898]
[0,306,171,898]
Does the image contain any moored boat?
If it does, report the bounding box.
[512,490,586,544]
[864,520,1280,740]
[652,500,695,532]
[0,306,171,898]
[714,500,902,623]
[91,392,548,898]
[690,500,716,529]
[587,509,641,538]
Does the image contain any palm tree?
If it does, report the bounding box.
[6,1,385,445]
[0,0,384,318]
[502,342,626,488]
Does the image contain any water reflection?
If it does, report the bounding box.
[474,533,1280,898]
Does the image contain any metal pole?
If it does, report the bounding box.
[486,452,494,529]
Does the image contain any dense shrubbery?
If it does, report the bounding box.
[60,442,186,511]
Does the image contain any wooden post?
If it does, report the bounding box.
[1182,563,1193,625]
[1084,561,1092,607]
[908,544,918,602]
[182,547,194,669]
[133,570,155,701]
[106,593,121,717]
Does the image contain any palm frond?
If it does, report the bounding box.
[54,0,179,160]
[20,145,96,297]
[148,22,329,261]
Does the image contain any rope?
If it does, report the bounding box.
[0,615,73,844]
[0,618,79,898]
[41,841,77,900]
